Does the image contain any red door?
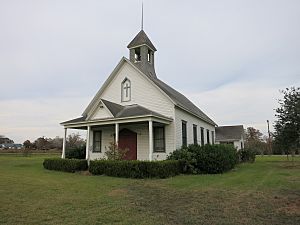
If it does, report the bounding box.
[118,129,137,160]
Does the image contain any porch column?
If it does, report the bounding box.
[61,128,67,159]
[148,120,153,161]
[86,126,91,160]
[115,123,119,146]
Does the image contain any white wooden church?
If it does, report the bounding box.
[61,29,218,161]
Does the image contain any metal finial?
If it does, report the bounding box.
[141,2,144,30]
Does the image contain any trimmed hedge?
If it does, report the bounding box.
[167,144,239,174]
[65,145,86,159]
[89,160,180,179]
[43,158,88,173]
[238,148,256,163]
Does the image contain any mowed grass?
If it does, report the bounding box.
[0,154,299,225]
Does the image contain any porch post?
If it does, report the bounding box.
[115,123,119,145]
[149,120,153,161]
[86,126,91,160]
[62,128,67,159]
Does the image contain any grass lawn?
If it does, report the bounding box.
[0,154,299,225]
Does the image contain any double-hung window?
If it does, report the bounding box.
[193,124,198,145]
[200,127,204,146]
[93,131,102,152]
[154,127,165,152]
[182,121,187,147]
[207,129,210,144]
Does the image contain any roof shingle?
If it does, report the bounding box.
[215,125,244,141]
[127,30,157,51]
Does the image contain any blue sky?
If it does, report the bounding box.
[0,0,299,143]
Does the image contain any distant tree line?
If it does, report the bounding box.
[23,133,86,150]
[0,135,14,144]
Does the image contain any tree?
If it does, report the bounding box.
[51,136,63,150]
[66,133,85,149]
[274,87,300,156]
[23,140,31,149]
[244,127,266,154]
[34,137,51,150]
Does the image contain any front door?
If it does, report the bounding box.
[118,129,137,160]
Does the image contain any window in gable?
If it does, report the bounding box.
[121,78,131,102]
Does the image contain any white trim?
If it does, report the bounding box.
[86,126,90,160]
[62,114,172,127]
[62,128,67,159]
[115,123,119,145]
[148,120,153,161]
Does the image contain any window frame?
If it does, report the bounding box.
[121,78,131,102]
[93,130,102,153]
[200,127,204,146]
[182,121,187,147]
[193,124,198,145]
[206,129,210,144]
[153,127,165,153]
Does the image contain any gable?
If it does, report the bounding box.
[88,101,113,120]
[84,58,175,119]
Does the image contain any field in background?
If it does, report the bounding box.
[0,154,299,225]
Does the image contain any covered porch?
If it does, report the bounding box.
[61,115,172,161]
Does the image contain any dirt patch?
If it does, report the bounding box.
[276,199,300,216]
[108,189,128,197]
[77,170,92,176]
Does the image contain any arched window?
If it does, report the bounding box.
[121,78,131,102]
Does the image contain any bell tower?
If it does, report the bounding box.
[127,30,157,78]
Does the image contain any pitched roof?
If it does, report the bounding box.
[127,30,157,51]
[149,77,217,126]
[101,99,124,117]
[102,99,170,119]
[62,100,172,125]
[80,57,217,126]
[215,125,244,141]
[61,116,86,124]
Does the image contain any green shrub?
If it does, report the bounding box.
[166,146,197,174]
[167,144,238,174]
[89,160,180,179]
[238,148,256,163]
[65,145,86,159]
[43,158,88,173]
[195,144,238,174]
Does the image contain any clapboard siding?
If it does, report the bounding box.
[175,107,215,149]
[99,62,174,118]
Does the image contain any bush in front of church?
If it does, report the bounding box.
[89,160,180,179]
[43,158,88,173]
[167,144,238,174]
[65,145,86,159]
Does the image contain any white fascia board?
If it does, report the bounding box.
[63,115,172,129]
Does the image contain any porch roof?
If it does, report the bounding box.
[61,101,173,128]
